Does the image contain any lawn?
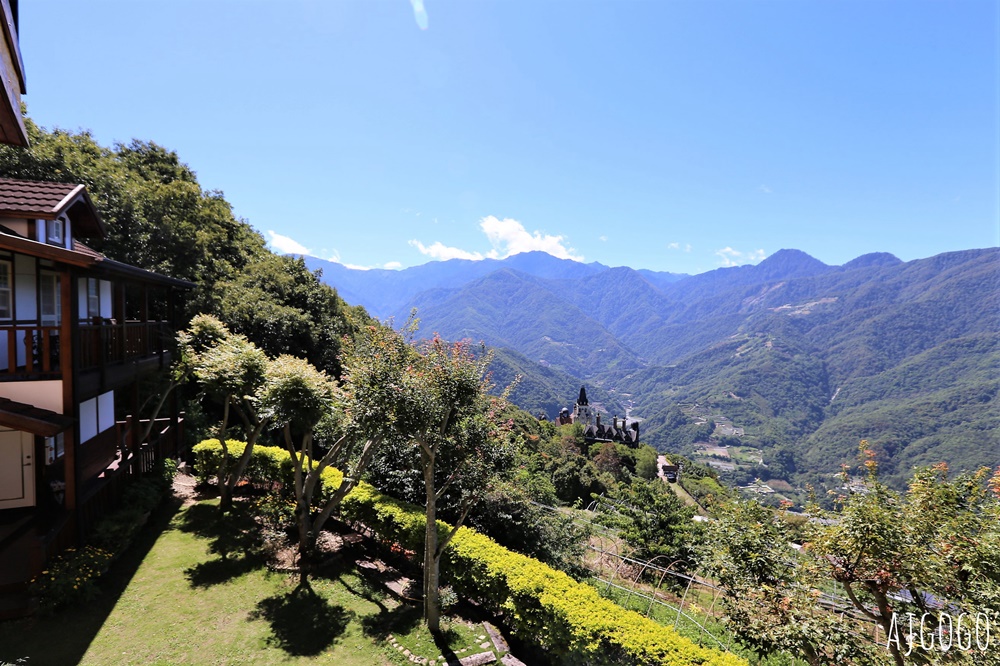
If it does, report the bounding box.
[0,498,490,666]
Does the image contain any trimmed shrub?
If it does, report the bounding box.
[193,439,745,666]
[192,439,343,502]
[343,483,746,666]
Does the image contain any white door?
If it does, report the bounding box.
[0,430,34,509]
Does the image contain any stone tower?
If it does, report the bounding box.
[572,386,595,426]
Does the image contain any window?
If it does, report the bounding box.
[87,279,99,320]
[45,433,65,464]
[46,218,65,246]
[0,261,10,320]
[40,273,60,325]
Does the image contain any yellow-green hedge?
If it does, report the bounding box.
[192,439,343,497]
[193,440,744,666]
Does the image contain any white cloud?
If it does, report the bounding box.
[599,235,608,242]
[267,230,311,256]
[410,216,583,263]
[479,216,583,261]
[409,240,485,261]
[686,244,692,253]
[716,246,767,267]
[759,185,772,194]
[383,261,403,270]
[667,242,680,250]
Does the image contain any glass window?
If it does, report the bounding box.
[0,261,10,319]
[87,278,100,320]
[45,433,65,464]
[46,218,64,246]
[40,273,61,325]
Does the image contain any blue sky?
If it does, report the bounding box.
[21,0,999,274]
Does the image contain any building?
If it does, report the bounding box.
[582,413,640,448]
[556,386,595,426]
[556,386,641,448]
[0,177,192,617]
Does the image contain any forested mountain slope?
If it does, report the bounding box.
[318,245,999,490]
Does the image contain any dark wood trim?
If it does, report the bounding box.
[0,0,25,92]
[60,266,76,511]
[0,235,97,268]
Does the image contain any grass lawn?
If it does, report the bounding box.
[0,497,486,666]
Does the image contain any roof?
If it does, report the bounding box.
[0,397,75,437]
[0,177,104,237]
[0,228,195,290]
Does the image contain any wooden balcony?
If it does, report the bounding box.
[0,325,60,379]
[77,321,171,371]
[0,321,172,381]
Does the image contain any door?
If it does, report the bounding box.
[0,430,34,509]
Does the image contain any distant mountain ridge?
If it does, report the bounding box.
[301,251,685,319]
[307,246,999,489]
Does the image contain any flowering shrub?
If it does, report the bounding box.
[30,546,113,615]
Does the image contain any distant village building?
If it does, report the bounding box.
[556,386,640,448]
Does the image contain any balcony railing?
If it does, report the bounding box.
[78,321,170,371]
[0,321,171,379]
[0,325,60,378]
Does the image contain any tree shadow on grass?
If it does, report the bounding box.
[184,552,265,588]
[360,602,423,640]
[178,501,267,587]
[249,583,351,656]
[431,629,464,665]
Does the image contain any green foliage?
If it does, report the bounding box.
[704,500,867,665]
[707,455,1000,665]
[596,480,699,566]
[29,546,114,616]
[0,117,372,378]
[192,439,344,502]
[194,332,269,403]
[258,354,338,433]
[341,482,747,666]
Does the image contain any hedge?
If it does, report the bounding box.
[194,440,745,666]
[192,439,343,498]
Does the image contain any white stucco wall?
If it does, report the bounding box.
[79,390,115,443]
[99,280,112,319]
[0,380,63,413]
[98,389,114,432]
[13,253,36,320]
[79,396,97,443]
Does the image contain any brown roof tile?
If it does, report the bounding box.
[0,177,104,237]
[0,177,84,217]
[72,239,105,259]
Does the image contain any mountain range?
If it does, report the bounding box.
[304,248,999,490]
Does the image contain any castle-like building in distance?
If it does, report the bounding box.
[556,386,640,448]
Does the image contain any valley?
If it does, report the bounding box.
[309,247,1000,496]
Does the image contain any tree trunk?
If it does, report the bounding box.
[871,586,905,666]
[217,397,233,513]
[422,449,441,633]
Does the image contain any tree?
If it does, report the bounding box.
[385,335,511,632]
[707,445,1000,665]
[260,324,412,584]
[806,449,1000,666]
[705,499,871,665]
[597,479,698,566]
[192,325,270,512]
